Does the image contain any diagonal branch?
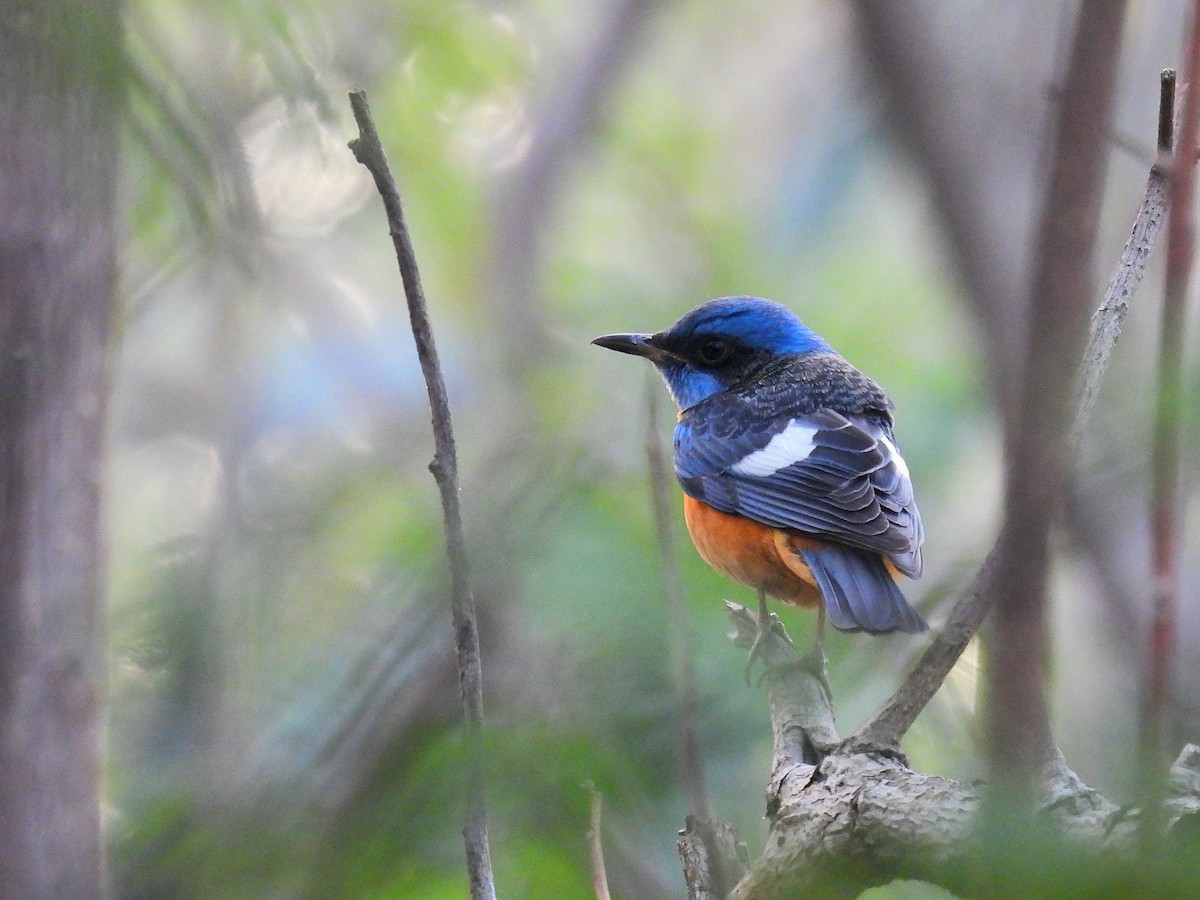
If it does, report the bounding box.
[846,554,997,752]
[348,90,496,900]
[1072,68,1175,450]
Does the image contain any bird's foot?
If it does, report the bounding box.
[747,641,833,704]
[743,608,790,685]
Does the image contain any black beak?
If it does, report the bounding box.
[591,332,679,363]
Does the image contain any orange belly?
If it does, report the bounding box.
[682,495,903,609]
[683,495,824,608]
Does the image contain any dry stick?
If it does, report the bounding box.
[347,90,497,900]
[1073,69,1176,450]
[583,783,612,900]
[1145,11,1200,842]
[850,67,1172,755]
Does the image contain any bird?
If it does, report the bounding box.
[593,296,926,669]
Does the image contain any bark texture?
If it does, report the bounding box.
[0,3,122,896]
[717,607,1200,899]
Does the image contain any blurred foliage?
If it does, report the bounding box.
[101,0,1199,897]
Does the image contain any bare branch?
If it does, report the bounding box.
[1144,6,1200,839]
[1072,69,1176,448]
[849,68,1174,756]
[347,90,496,900]
[984,0,1129,796]
[679,815,750,900]
[846,553,997,753]
[584,782,613,900]
[730,742,1200,899]
[725,603,838,772]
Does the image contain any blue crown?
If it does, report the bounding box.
[666,296,830,356]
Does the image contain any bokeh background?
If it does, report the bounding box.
[107,2,1199,897]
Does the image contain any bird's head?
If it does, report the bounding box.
[592,296,831,409]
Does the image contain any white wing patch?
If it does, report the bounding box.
[731,419,820,477]
[879,435,910,479]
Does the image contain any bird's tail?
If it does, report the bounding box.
[799,546,927,634]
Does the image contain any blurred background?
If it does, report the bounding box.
[107,1,1199,896]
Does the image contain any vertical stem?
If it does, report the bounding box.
[984,0,1128,803]
[0,4,121,897]
[584,783,612,900]
[1143,8,1200,840]
[854,70,1177,755]
[348,91,496,900]
[644,378,711,823]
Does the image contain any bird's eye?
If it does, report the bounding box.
[697,339,731,366]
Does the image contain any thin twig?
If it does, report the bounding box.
[347,90,496,900]
[584,782,612,900]
[1143,8,1200,841]
[1071,69,1176,449]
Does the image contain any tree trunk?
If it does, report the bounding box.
[0,2,122,895]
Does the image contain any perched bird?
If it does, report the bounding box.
[593,296,926,654]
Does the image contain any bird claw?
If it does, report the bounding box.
[743,608,790,685]
[738,601,832,700]
[747,636,832,700]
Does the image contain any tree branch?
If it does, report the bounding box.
[731,739,1200,899]
[1072,69,1176,449]
[348,90,496,900]
[678,815,750,900]
[722,606,1200,897]
[845,553,997,753]
[848,65,1173,756]
[984,0,1129,795]
[1144,4,1200,839]
[584,782,613,900]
